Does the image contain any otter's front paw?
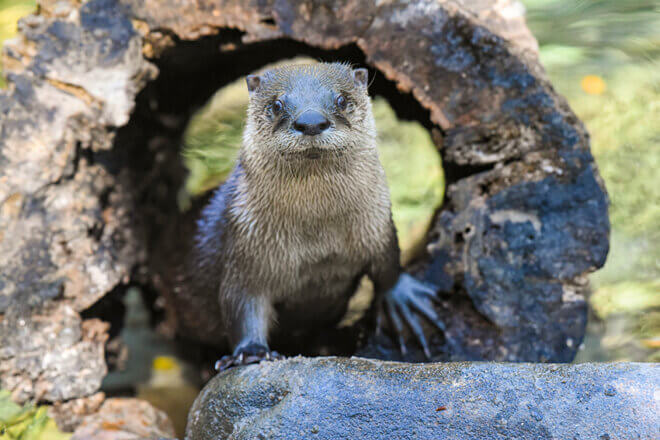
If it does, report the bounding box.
[377,273,450,358]
[214,342,284,372]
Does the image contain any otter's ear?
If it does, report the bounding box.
[246,75,261,93]
[353,68,368,88]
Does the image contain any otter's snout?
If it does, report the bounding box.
[293,110,330,136]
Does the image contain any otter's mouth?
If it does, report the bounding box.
[301,147,329,159]
[282,146,344,160]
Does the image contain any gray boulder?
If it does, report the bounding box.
[187,357,659,440]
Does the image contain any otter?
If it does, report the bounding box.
[189,63,447,369]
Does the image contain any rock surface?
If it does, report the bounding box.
[71,398,176,440]
[187,357,659,440]
[0,0,609,405]
[0,304,109,402]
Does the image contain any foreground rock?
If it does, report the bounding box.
[187,357,659,440]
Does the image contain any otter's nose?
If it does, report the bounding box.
[293,110,330,136]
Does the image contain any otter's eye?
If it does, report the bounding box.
[336,95,347,110]
[271,99,283,115]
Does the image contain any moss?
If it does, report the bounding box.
[0,390,70,440]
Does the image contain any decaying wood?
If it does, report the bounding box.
[0,0,608,411]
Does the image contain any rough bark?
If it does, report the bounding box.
[0,0,609,407]
[186,357,659,440]
[0,0,157,404]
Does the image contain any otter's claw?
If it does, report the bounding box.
[214,342,284,372]
[378,273,448,358]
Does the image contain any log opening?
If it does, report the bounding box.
[104,33,451,365]
[0,0,610,405]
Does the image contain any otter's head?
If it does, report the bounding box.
[243,63,376,161]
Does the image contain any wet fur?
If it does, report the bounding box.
[189,63,401,351]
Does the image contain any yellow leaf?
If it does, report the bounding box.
[580,75,606,95]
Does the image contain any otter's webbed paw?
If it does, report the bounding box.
[214,342,284,372]
[377,273,449,358]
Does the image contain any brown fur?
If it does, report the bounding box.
[188,63,401,353]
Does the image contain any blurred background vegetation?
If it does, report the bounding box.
[0,390,69,440]
[0,0,658,436]
[523,0,659,362]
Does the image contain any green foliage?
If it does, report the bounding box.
[591,280,660,318]
[525,0,659,62]
[371,96,443,253]
[0,390,70,440]
[182,80,245,195]
[0,0,36,88]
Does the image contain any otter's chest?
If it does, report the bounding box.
[232,162,392,297]
[264,210,383,296]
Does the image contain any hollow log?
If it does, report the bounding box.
[0,0,609,406]
[186,358,659,440]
